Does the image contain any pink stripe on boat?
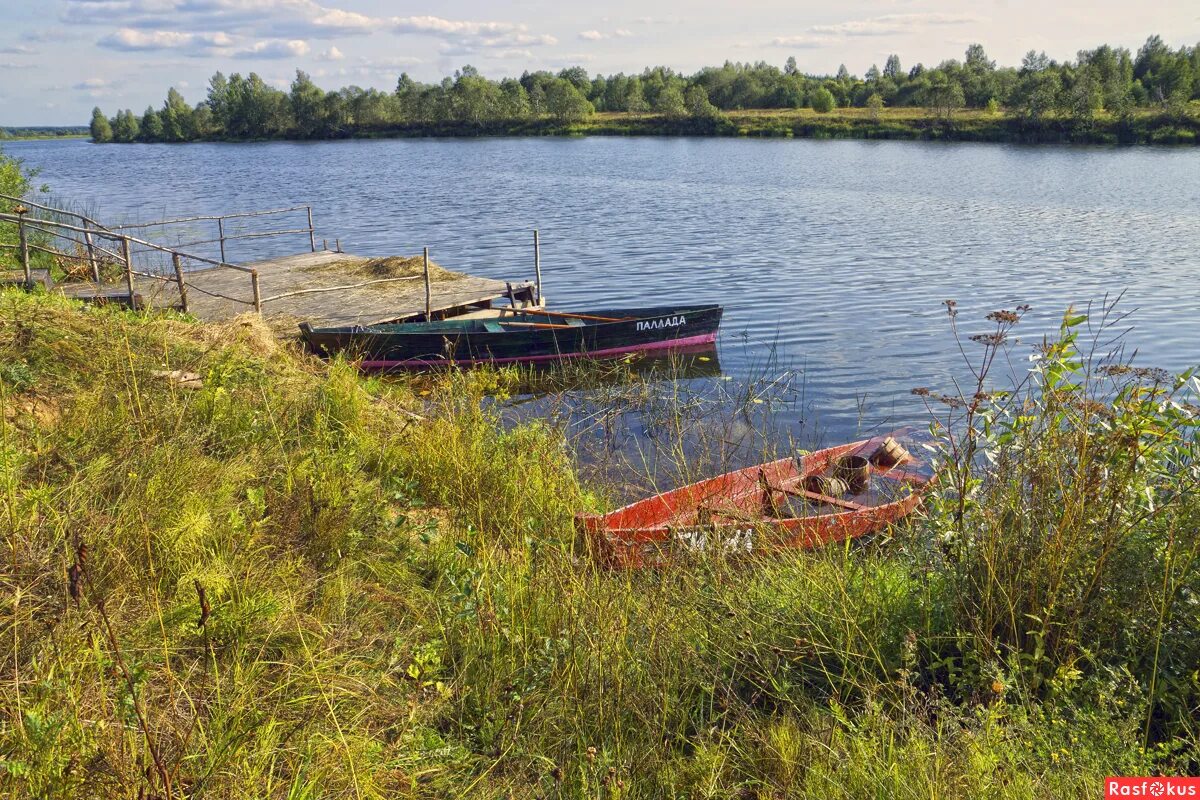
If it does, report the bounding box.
[359,332,717,369]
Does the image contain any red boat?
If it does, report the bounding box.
[577,433,934,568]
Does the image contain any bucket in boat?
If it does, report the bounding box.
[869,437,910,468]
[804,474,849,497]
[833,454,871,494]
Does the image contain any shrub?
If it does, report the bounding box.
[811,87,836,113]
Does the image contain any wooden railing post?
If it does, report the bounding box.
[217,217,227,263]
[172,252,188,312]
[16,206,30,288]
[121,237,136,309]
[533,229,542,306]
[307,207,316,252]
[251,270,262,313]
[423,246,431,322]
[83,221,100,282]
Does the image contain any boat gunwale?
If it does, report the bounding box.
[301,303,723,335]
[579,435,934,541]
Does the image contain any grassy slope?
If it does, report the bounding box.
[0,288,1194,798]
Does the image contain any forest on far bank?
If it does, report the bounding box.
[89,35,1200,143]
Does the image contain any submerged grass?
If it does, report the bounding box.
[0,287,1197,798]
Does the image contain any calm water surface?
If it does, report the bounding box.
[8,137,1200,444]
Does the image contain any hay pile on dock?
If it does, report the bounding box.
[317,255,464,284]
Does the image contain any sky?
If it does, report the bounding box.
[0,0,1197,125]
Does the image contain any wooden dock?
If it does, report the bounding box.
[1,197,540,332]
[59,250,535,328]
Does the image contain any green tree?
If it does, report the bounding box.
[111,109,139,142]
[883,54,902,79]
[544,78,593,123]
[685,85,720,119]
[140,106,164,141]
[206,72,230,132]
[624,78,648,112]
[925,80,965,119]
[866,92,884,121]
[161,87,193,142]
[291,70,326,137]
[811,86,835,112]
[451,67,503,126]
[654,84,687,118]
[498,78,531,119]
[89,107,112,143]
[1015,69,1062,122]
[188,103,214,139]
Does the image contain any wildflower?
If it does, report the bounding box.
[586,746,596,762]
[986,309,1021,324]
[969,332,1008,347]
[911,387,931,397]
[991,679,1005,695]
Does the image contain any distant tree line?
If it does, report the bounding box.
[0,127,88,140]
[90,36,1200,142]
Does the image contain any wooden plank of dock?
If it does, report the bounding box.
[58,251,533,329]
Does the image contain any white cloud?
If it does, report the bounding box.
[391,16,516,37]
[98,27,233,55]
[0,61,36,69]
[578,28,633,42]
[316,45,343,60]
[69,1,558,64]
[73,77,110,88]
[0,45,37,55]
[234,38,309,57]
[770,34,837,49]
[809,13,983,38]
[771,12,984,49]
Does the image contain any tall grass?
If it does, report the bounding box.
[1,288,1196,798]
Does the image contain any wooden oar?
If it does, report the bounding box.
[497,320,574,330]
[764,481,867,512]
[500,308,632,323]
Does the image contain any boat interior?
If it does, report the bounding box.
[595,436,933,532]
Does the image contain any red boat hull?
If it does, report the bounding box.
[577,435,932,568]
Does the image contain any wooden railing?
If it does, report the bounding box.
[109,205,316,263]
[0,210,263,312]
[0,194,113,282]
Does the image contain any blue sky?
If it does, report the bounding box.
[1,0,1197,125]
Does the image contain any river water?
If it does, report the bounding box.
[7,137,1200,452]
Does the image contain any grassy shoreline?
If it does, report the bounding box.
[1,287,1197,797]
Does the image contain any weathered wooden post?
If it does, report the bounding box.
[217,217,227,263]
[307,207,316,252]
[83,221,100,282]
[533,229,542,306]
[423,246,432,322]
[251,270,262,313]
[15,205,30,288]
[121,236,136,309]
[172,252,188,312]
[335,238,341,253]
